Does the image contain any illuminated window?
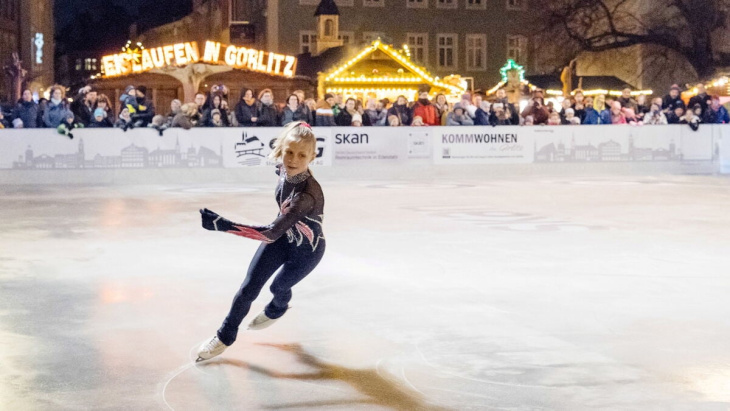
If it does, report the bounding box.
[406,33,427,65]
[437,34,457,69]
[466,0,485,9]
[91,58,97,71]
[407,0,427,8]
[436,0,456,9]
[466,34,486,71]
[364,0,384,6]
[300,31,317,54]
[507,35,527,65]
[506,0,525,10]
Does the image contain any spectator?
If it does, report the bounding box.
[635,94,650,116]
[572,90,586,122]
[0,111,9,128]
[523,115,534,126]
[387,114,401,126]
[115,107,134,130]
[167,99,182,125]
[446,103,474,126]
[623,107,642,125]
[43,85,72,128]
[411,115,425,126]
[148,114,168,136]
[364,99,386,126]
[96,94,115,124]
[521,98,549,125]
[203,94,230,127]
[256,89,279,127]
[37,98,48,127]
[667,106,685,124]
[547,111,561,125]
[532,88,546,105]
[643,102,668,125]
[680,104,702,130]
[563,108,580,125]
[617,88,636,110]
[291,90,311,125]
[314,93,336,127]
[474,101,491,126]
[546,101,556,114]
[281,94,309,126]
[460,93,477,119]
[412,90,439,126]
[208,109,225,127]
[387,95,413,126]
[71,85,98,126]
[688,83,709,115]
[559,99,572,122]
[351,113,363,127]
[89,108,112,128]
[12,89,39,128]
[433,94,449,125]
[304,98,317,125]
[493,88,520,124]
[595,95,612,124]
[171,103,199,129]
[131,85,155,127]
[703,95,730,124]
[119,85,139,115]
[610,101,627,124]
[491,103,512,125]
[12,118,22,128]
[662,84,685,113]
[193,93,206,116]
[336,97,370,126]
[57,112,82,139]
[235,88,258,127]
[582,97,604,125]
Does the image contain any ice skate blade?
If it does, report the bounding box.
[195,356,205,363]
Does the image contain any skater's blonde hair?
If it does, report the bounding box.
[269,121,317,161]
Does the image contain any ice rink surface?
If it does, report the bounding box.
[1,166,730,410]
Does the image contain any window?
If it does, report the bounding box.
[300,31,317,54]
[364,0,385,6]
[363,32,385,44]
[466,0,485,9]
[406,33,428,65]
[84,58,95,71]
[437,34,457,69]
[91,58,97,71]
[325,19,333,36]
[75,58,82,71]
[507,35,527,64]
[338,31,354,45]
[406,0,427,8]
[506,0,525,10]
[436,0,456,9]
[465,34,486,71]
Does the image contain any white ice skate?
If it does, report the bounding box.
[196,335,227,362]
[247,306,290,330]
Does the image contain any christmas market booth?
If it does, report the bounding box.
[298,39,465,102]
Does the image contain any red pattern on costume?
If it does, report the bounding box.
[295,221,314,244]
[228,225,273,243]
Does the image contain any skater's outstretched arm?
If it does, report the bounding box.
[200,194,315,243]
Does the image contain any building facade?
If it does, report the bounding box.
[0,0,54,103]
[272,0,533,91]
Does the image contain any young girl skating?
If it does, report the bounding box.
[196,121,325,362]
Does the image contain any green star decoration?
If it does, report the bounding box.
[500,59,525,83]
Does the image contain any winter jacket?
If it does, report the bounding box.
[364,109,387,126]
[412,102,440,126]
[703,106,730,124]
[582,107,602,125]
[202,107,230,127]
[43,100,73,128]
[88,117,113,128]
[446,112,474,126]
[473,108,491,126]
[643,111,668,125]
[662,94,685,111]
[71,92,96,126]
[688,93,709,113]
[335,109,371,127]
[131,97,155,127]
[257,102,279,127]
[13,100,39,128]
[235,100,258,127]
[314,99,336,127]
[170,113,194,130]
[282,105,311,126]
[387,104,412,126]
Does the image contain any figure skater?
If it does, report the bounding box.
[196,121,325,361]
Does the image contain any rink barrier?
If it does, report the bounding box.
[0,125,726,182]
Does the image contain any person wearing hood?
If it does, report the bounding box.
[43,85,73,128]
[314,93,337,127]
[70,85,98,126]
[131,85,155,127]
[13,89,39,128]
[446,103,474,126]
[89,108,112,128]
[235,88,258,127]
[412,90,439,126]
[387,95,412,126]
[256,89,279,127]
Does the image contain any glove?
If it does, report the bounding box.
[200,208,234,232]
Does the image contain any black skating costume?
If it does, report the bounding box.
[200,164,325,346]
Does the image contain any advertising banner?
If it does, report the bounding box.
[434,126,534,164]
[331,127,410,164]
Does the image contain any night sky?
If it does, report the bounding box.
[54,0,192,56]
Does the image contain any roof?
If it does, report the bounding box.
[526,74,637,91]
[315,0,340,16]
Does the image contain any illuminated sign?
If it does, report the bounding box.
[102,40,297,78]
[34,33,44,64]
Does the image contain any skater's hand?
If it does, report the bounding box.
[200,208,232,231]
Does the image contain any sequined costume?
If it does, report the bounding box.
[200,164,325,346]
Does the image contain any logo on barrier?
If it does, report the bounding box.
[335,133,369,144]
[236,132,266,166]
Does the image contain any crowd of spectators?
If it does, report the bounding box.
[1,82,728,132]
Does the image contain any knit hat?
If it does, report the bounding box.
[453,103,463,111]
[137,85,147,96]
[211,108,221,116]
[124,85,135,94]
[94,108,105,118]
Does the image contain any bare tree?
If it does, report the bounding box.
[535,0,730,79]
